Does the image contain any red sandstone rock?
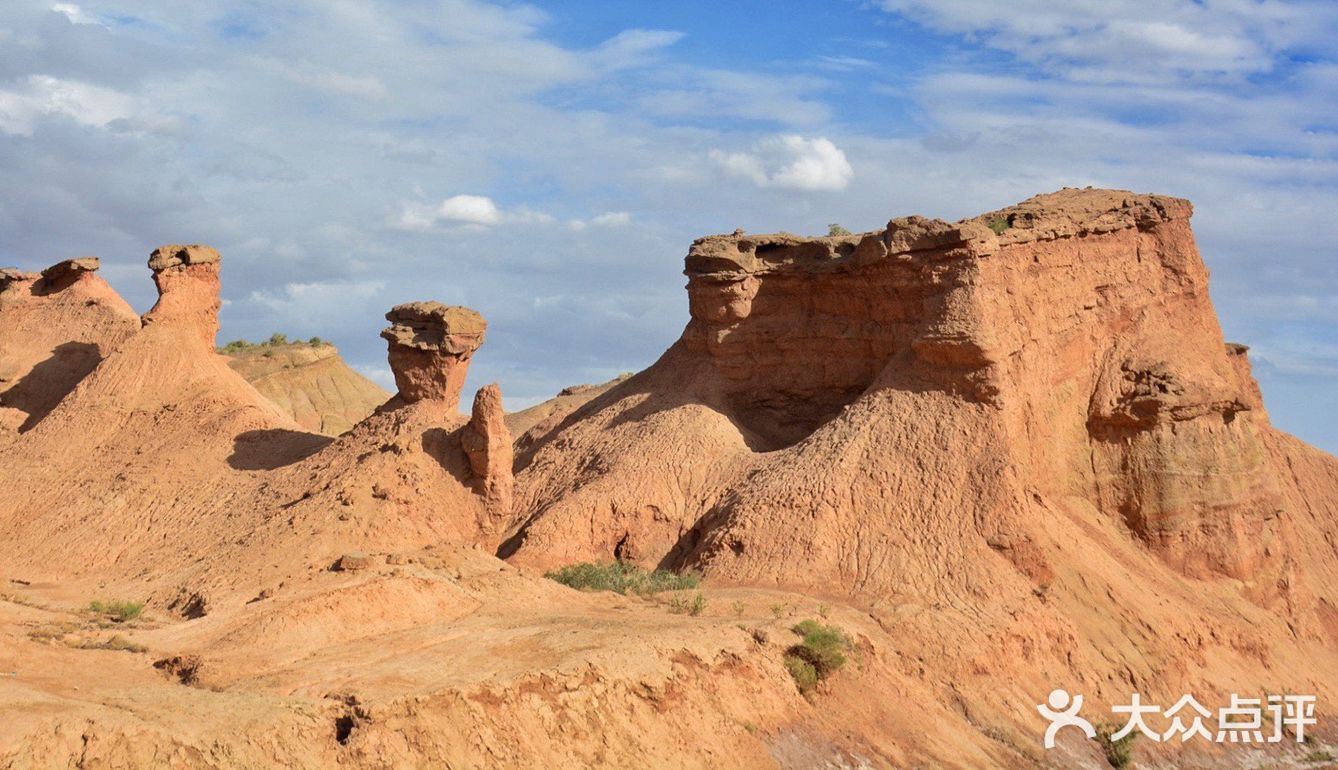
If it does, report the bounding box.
[461,382,514,522]
[141,244,223,347]
[380,302,485,407]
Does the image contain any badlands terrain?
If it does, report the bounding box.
[0,188,1335,769]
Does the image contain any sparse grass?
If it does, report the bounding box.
[1095,723,1136,768]
[1305,749,1335,763]
[87,599,144,623]
[770,602,789,619]
[665,592,707,616]
[732,600,746,618]
[783,620,850,693]
[690,593,706,616]
[817,603,830,619]
[544,562,699,595]
[986,214,1010,236]
[73,635,147,653]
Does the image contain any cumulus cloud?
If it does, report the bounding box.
[393,195,579,231]
[711,135,853,191]
[394,194,502,230]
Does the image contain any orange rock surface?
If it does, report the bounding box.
[0,189,1334,769]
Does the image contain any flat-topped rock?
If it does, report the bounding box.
[141,244,223,346]
[380,302,487,406]
[148,244,221,272]
[39,257,100,282]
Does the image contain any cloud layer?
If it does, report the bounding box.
[0,0,1334,449]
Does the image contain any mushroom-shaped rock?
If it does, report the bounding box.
[461,383,513,520]
[38,257,100,285]
[141,244,222,346]
[380,302,486,407]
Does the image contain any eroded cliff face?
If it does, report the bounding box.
[511,188,1291,591]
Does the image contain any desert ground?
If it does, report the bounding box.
[1,188,1336,769]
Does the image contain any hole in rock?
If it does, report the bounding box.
[334,716,355,745]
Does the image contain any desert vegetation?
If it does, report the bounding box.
[86,599,144,623]
[217,333,326,354]
[544,561,699,595]
[782,619,850,694]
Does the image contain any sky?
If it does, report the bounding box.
[0,0,1335,453]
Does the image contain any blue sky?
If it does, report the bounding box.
[1,0,1336,452]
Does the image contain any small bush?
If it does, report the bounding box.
[88,600,144,623]
[1095,724,1136,768]
[267,332,289,346]
[790,620,848,675]
[986,214,1010,235]
[1305,750,1335,763]
[783,620,850,693]
[308,336,324,346]
[544,562,699,595]
[218,339,253,353]
[732,600,746,618]
[827,223,852,236]
[783,653,819,693]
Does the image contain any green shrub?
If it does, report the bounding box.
[827,223,852,236]
[986,214,1010,235]
[544,562,699,595]
[783,620,851,693]
[308,336,324,346]
[1095,724,1136,768]
[790,620,848,676]
[783,653,819,693]
[218,339,253,353]
[267,332,289,346]
[88,600,144,623]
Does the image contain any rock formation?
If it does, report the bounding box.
[380,302,485,407]
[0,192,1335,770]
[462,382,514,521]
[141,244,223,346]
[505,189,1294,595]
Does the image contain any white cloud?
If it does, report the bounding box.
[568,211,632,231]
[593,29,684,69]
[710,135,853,191]
[393,196,573,231]
[875,0,1336,82]
[51,3,100,26]
[0,75,133,136]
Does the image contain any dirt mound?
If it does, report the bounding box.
[225,342,388,435]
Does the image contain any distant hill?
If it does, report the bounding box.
[223,339,388,435]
